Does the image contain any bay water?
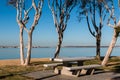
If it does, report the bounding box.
[0,47,120,60]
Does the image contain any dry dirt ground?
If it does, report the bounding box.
[0,58,49,66]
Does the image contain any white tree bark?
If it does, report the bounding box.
[15,0,43,65]
[19,27,25,65]
[102,29,119,66]
[25,32,32,65]
[101,0,119,66]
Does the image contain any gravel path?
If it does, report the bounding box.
[24,70,120,80]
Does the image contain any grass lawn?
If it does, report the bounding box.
[0,57,120,80]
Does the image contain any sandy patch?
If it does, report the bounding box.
[0,58,49,66]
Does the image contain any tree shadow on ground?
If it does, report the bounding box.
[30,61,57,66]
[108,65,120,80]
[110,77,120,80]
[35,74,59,80]
[112,65,120,73]
[94,69,105,75]
[0,74,14,79]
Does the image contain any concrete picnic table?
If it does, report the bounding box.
[51,57,94,65]
[50,57,98,77]
[52,57,95,62]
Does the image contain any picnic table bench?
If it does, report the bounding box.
[43,63,63,68]
[43,63,63,73]
[43,62,77,74]
[43,57,102,77]
[62,64,102,77]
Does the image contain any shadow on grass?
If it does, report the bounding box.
[30,61,56,66]
[35,74,59,80]
[112,65,120,73]
[30,61,48,66]
[23,70,60,80]
[94,69,105,75]
[0,74,14,79]
[108,65,120,80]
[110,77,120,80]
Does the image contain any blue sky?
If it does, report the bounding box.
[0,0,119,47]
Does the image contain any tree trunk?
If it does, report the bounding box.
[25,32,32,65]
[96,34,101,60]
[54,33,63,58]
[19,28,25,65]
[102,29,119,66]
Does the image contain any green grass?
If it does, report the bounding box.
[0,61,49,80]
[0,57,120,79]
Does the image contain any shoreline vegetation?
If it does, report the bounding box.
[0,46,120,48]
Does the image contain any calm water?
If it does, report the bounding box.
[0,47,120,60]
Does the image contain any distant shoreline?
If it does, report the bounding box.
[0,46,120,48]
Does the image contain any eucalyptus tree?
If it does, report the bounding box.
[9,0,44,65]
[78,0,110,60]
[48,0,77,58]
[102,0,120,66]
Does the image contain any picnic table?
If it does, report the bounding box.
[44,57,102,77]
[53,57,95,62]
[53,57,95,66]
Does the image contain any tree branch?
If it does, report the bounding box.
[90,12,98,32]
[62,13,69,32]
[93,0,98,31]
[86,12,96,37]
[48,0,59,31]
[99,4,103,30]
[103,0,116,28]
[30,0,44,32]
[62,0,76,32]
[23,5,33,24]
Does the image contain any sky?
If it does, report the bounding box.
[0,0,120,47]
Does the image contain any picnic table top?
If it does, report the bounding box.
[50,57,95,62]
